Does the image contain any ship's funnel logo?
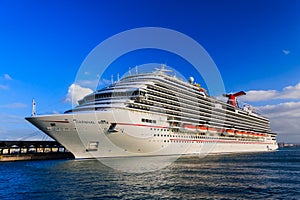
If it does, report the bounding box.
[223,91,246,107]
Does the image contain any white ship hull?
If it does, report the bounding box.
[26,108,278,159]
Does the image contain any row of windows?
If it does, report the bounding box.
[150,128,181,132]
[152,133,262,142]
[141,118,157,124]
[151,128,167,131]
[47,127,77,132]
[84,90,146,102]
[153,134,225,140]
[149,139,228,143]
[150,139,266,144]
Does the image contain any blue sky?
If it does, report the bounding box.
[0,0,300,142]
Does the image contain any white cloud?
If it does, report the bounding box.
[282,49,290,55]
[0,128,49,141]
[76,78,112,89]
[258,102,300,142]
[238,83,300,143]
[65,83,93,105]
[4,74,12,80]
[241,82,300,102]
[51,110,60,114]
[0,74,13,90]
[242,90,277,101]
[0,84,8,90]
[0,113,25,124]
[0,112,52,140]
[0,102,27,108]
[77,79,99,88]
[260,101,300,118]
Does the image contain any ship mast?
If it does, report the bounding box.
[31,98,36,116]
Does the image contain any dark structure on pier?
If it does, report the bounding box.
[0,141,74,161]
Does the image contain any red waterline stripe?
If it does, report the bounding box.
[116,122,168,129]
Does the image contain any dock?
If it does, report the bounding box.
[0,141,74,162]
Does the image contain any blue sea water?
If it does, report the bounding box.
[0,148,300,199]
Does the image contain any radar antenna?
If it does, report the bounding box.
[154,64,172,74]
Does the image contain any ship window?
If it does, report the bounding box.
[141,118,156,124]
[85,95,95,101]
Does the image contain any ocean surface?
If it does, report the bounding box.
[1,148,300,199]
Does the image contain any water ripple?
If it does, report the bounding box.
[0,148,300,199]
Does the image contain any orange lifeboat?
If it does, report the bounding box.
[197,125,207,133]
[217,129,225,134]
[261,133,267,137]
[225,129,235,136]
[234,130,244,137]
[240,131,247,137]
[253,132,261,137]
[257,133,266,137]
[183,124,197,130]
[207,127,217,134]
[247,131,254,137]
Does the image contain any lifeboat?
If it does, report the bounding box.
[207,127,217,134]
[181,124,197,132]
[234,130,244,137]
[261,133,267,137]
[217,128,225,134]
[197,125,207,133]
[246,131,254,137]
[252,132,261,137]
[224,129,235,136]
[183,124,197,129]
[257,133,266,137]
[240,131,247,137]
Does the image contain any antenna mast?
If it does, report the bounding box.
[111,74,114,84]
[31,98,36,116]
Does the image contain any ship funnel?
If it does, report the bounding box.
[223,91,246,107]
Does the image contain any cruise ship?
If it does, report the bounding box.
[26,67,278,159]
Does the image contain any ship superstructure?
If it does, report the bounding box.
[26,67,278,158]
